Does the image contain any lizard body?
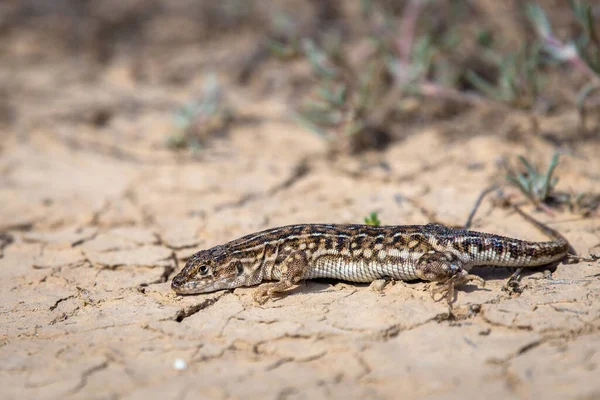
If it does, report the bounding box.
[171,222,568,303]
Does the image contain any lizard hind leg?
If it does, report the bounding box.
[415,251,485,304]
[430,269,485,303]
[253,250,309,305]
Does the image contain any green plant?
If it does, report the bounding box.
[527,1,600,77]
[565,192,600,216]
[364,211,381,226]
[506,153,560,206]
[293,0,556,152]
[465,43,545,108]
[505,152,599,215]
[166,75,233,151]
[265,11,302,60]
[526,1,600,121]
[292,34,391,153]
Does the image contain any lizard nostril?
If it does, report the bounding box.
[172,275,184,288]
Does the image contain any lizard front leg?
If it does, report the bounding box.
[253,250,309,304]
[415,251,485,303]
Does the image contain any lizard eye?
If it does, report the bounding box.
[199,265,209,275]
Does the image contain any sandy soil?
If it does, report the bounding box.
[1,3,600,399]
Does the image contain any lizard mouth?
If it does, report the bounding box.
[171,274,224,295]
[171,281,200,294]
[171,278,205,294]
[171,273,201,294]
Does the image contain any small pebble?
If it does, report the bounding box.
[173,358,187,370]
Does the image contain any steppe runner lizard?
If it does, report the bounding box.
[171,211,569,304]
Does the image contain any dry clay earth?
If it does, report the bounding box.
[1,60,600,400]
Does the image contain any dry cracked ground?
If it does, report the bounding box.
[2,44,600,400]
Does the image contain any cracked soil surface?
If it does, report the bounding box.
[1,3,600,400]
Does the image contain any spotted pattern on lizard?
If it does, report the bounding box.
[171,222,569,304]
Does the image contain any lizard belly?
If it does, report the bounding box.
[303,256,419,282]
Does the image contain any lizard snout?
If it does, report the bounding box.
[171,274,186,290]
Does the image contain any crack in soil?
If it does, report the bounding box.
[68,359,110,395]
[0,232,14,257]
[71,231,98,248]
[49,295,76,311]
[375,315,451,341]
[175,292,227,322]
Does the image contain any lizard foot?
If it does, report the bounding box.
[253,250,309,305]
[252,281,295,305]
[369,277,395,293]
[430,271,485,304]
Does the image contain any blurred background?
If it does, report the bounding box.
[1,0,599,223]
[2,0,599,152]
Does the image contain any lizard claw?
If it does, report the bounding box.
[253,291,269,305]
[430,271,485,304]
[252,281,294,305]
[253,286,274,305]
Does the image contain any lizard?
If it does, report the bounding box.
[171,214,570,304]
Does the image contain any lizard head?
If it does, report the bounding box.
[171,245,246,294]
